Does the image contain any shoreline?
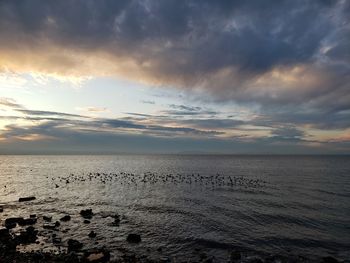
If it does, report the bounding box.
[0,201,346,263]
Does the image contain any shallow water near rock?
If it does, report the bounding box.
[0,155,349,261]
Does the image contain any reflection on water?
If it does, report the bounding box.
[0,155,349,261]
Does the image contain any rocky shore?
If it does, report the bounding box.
[0,198,346,263]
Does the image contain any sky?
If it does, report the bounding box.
[0,0,349,154]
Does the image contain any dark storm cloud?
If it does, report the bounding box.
[0,1,348,98]
[0,0,349,152]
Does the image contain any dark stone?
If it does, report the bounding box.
[5,222,16,229]
[18,218,37,226]
[126,233,141,243]
[43,223,57,230]
[84,220,91,224]
[112,215,121,226]
[55,221,61,227]
[322,257,339,263]
[53,237,61,244]
[60,215,71,222]
[0,228,11,242]
[88,231,97,238]
[80,209,93,219]
[43,215,52,222]
[67,239,83,252]
[230,250,241,261]
[30,214,36,218]
[0,206,3,213]
[18,196,36,202]
[15,226,38,244]
[0,227,16,251]
[5,217,24,228]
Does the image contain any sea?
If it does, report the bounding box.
[0,155,349,261]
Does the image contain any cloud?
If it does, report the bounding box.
[76,106,108,113]
[0,97,24,109]
[161,104,218,116]
[1,97,349,153]
[0,0,348,109]
[140,100,155,105]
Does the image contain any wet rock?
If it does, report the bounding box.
[43,223,58,230]
[53,237,61,244]
[15,226,38,244]
[112,215,121,226]
[43,215,52,222]
[5,221,16,229]
[60,215,71,222]
[18,196,36,202]
[84,249,110,263]
[0,227,16,250]
[247,258,263,263]
[322,257,339,263]
[126,233,141,243]
[88,231,97,238]
[80,209,93,219]
[0,228,11,242]
[5,217,24,228]
[18,218,37,226]
[67,239,83,252]
[230,250,241,261]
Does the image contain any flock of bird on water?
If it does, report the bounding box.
[52,172,267,190]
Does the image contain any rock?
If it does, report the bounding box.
[43,223,57,230]
[0,206,3,213]
[88,231,97,238]
[126,233,141,243]
[55,221,61,227]
[84,249,110,263]
[18,218,37,226]
[15,226,38,244]
[67,239,83,252]
[5,217,24,228]
[230,250,241,261]
[0,227,16,250]
[112,215,120,226]
[84,220,91,224]
[0,228,11,241]
[53,237,61,244]
[60,215,71,222]
[322,257,339,263]
[43,216,52,222]
[5,222,16,229]
[18,196,36,202]
[80,209,93,219]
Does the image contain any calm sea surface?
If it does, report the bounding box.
[0,155,349,261]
